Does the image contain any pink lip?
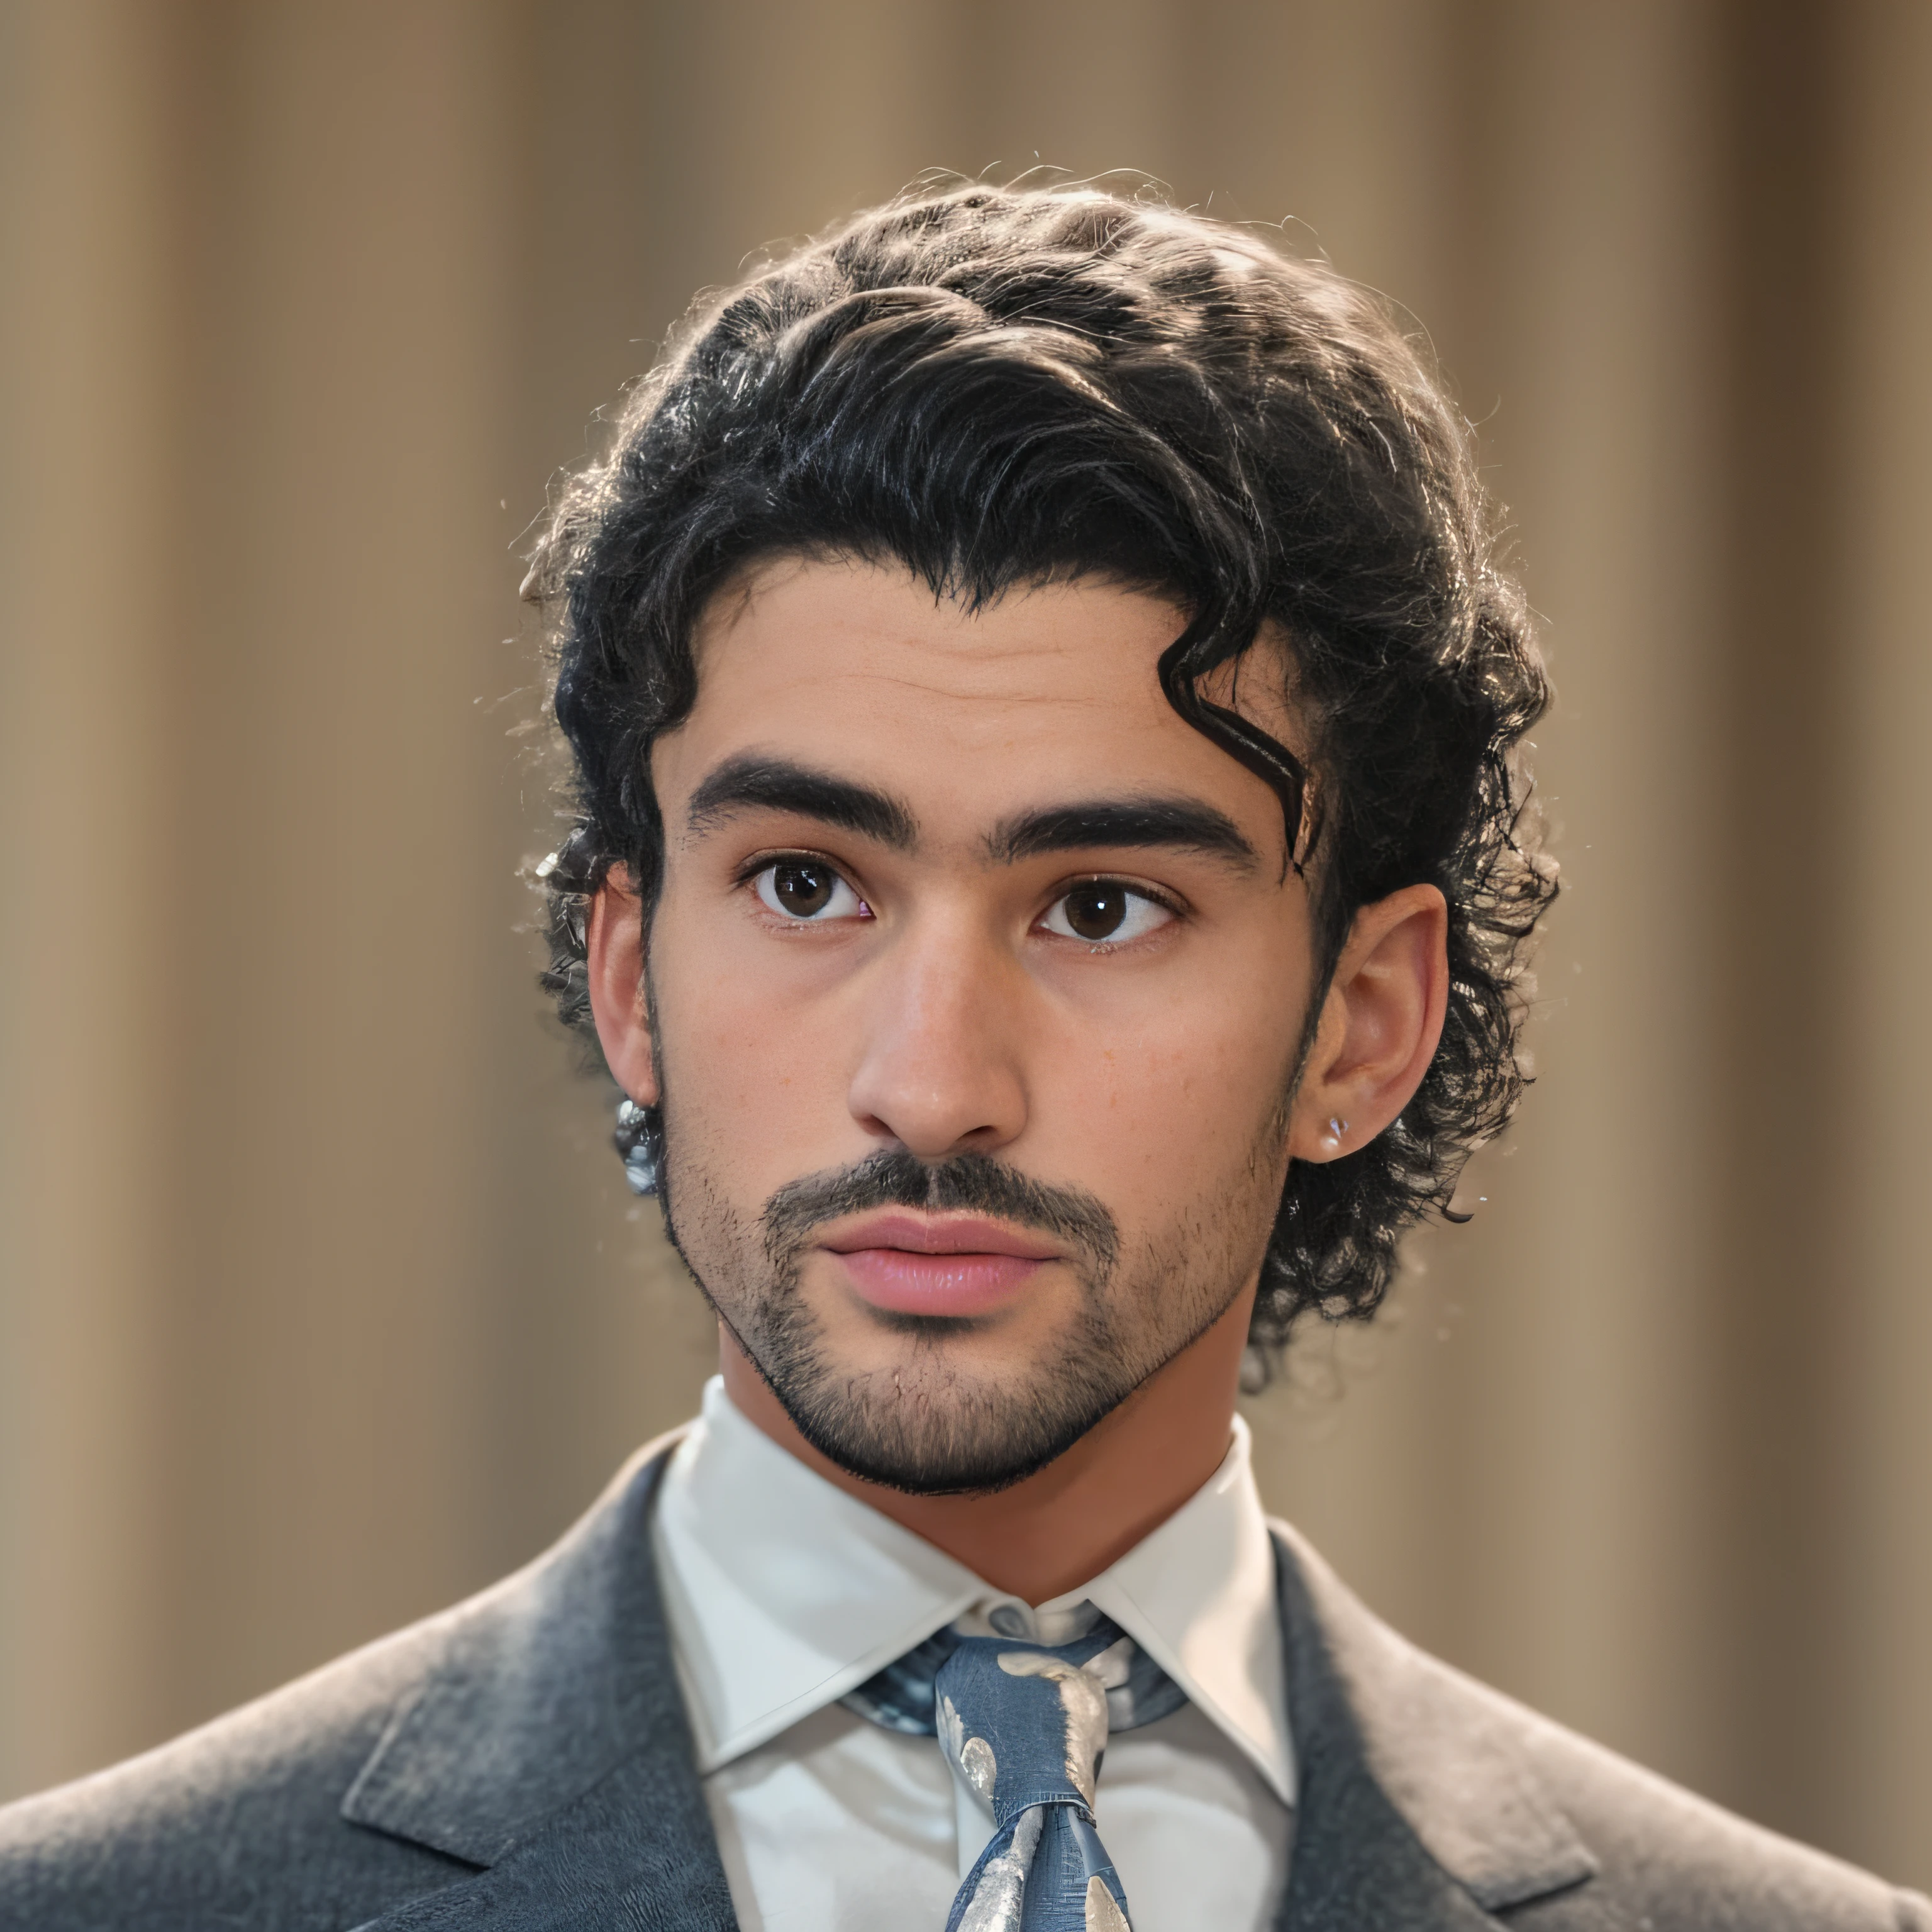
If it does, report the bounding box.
[821,1213,1058,1318]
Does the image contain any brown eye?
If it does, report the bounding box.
[774,862,833,915]
[1060,882,1130,941]
[1042,879,1175,947]
[753,860,866,922]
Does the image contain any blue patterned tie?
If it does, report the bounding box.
[842,1611,1184,1931]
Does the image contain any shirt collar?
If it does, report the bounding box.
[651,1377,1294,1804]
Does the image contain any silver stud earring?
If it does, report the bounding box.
[614,1097,660,1196]
[1324,1116,1349,1148]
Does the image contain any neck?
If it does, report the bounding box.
[716,1285,1255,1604]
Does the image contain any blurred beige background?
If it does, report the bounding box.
[2,0,1928,1889]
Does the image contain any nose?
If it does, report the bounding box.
[845,909,1028,1159]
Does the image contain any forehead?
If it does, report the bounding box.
[658,555,1292,825]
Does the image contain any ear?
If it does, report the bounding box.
[585,867,660,1107]
[1288,883,1448,1163]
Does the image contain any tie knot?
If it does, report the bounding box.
[934,1636,1113,1823]
[840,1606,1187,1748]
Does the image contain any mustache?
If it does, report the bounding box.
[760,1148,1120,1278]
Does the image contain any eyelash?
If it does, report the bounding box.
[1039,877,1184,949]
[740,853,872,924]
[738,853,1185,947]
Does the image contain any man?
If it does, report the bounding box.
[0,186,1921,1931]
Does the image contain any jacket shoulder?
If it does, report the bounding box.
[1486,1678,1926,1930]
[0,1607,476,1932]
[0,1441,684,1932]
[1270,1520,1929,1930]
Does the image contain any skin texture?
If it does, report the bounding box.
[588,556,1447,1602]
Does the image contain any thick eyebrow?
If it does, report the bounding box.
[988,796,1261,873]
[683,754,919,850]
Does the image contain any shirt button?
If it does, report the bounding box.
[988,1603,1031,1638]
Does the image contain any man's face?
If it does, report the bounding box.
[634,557,1318,1493]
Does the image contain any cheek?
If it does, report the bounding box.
[648,896,856,1169]
[1041,962,1307,1194]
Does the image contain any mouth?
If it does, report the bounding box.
[818,1211,1060,1318]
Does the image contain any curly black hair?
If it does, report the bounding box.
[526,183,1555,1348]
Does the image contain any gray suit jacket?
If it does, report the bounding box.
[0,1445,1923,1931]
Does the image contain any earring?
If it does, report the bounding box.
[614,1097,660,1196]
[1324,1116,1349,1150]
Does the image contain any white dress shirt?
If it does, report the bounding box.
[650,1377,1296,1931]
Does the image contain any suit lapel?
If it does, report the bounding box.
[344,1440,738,1931]
[1272,1523,1597,1931]
[346,1744,735,1931]
[335,1434,1599,1931]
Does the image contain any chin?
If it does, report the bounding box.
[757,1341,1141,1497]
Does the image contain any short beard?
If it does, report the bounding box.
[661,1144,1255,1497]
